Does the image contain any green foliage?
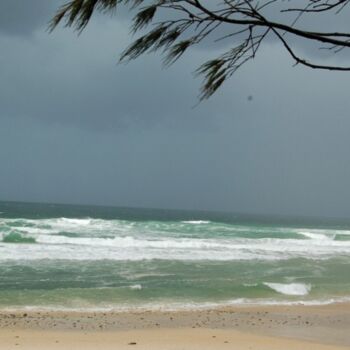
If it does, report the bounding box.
[120,25,168,60]
[50,0,250,100]
[132,5,157,33]
[50,0,138,31]
[163,40,192,66]
[51,0,350,100]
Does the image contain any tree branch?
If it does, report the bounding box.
[50,0,350,99]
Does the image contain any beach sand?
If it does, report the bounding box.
[0,303,349,349]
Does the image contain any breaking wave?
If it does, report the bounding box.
[0,217,349,261]
[264,283,311,296]
[182,220,211,224]
[2,232,36,244]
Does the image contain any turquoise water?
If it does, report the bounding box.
[0,201,349,310]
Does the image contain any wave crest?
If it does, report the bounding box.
[2,232,36,244]
[264,282,311,296]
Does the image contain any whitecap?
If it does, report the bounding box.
[59,218,93,225]
[129,284,142,290]
[181,220,210,224]
[297,231,334,240]
[264,282,311,296]
[1,217,350,262]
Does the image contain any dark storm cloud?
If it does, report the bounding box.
[1,1,350,218]
[0,0,62,36]
[0,19,224,131]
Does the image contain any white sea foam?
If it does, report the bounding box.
[297,231,334,240]
[295,228,350,236]
[181,220,210,224]
[2,296,350,313]
[1,235,350,261]
[1,215,349,311]
[1,217,350,261]
[60,218,93,225]
[264,283,311,296]
[129,284,142,290]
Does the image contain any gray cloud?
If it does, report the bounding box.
[0,0,63,36]
[0,19,226,131]
[1,2,350,218]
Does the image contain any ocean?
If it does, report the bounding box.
[0,200,349,311]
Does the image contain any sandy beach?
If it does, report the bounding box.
[0,303,349,349]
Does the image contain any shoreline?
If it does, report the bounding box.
[0,303,349,349]
[1,295,350,313]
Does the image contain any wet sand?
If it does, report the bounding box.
[0,303,349,349]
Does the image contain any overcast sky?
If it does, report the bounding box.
[1,0,350,218]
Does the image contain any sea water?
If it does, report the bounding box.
[0,201,349,311]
